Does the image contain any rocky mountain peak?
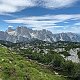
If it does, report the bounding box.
[0,26,80,43]
[7,27,15,32]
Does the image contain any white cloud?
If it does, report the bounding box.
[0,0,78,14]
[4,14,80,31]
[4,15,66,30]
[47,24,80,34]
[39,0,78,9]
[8,25,13,28]
[74,22,80,25]
[0,0,35,14]
[48,26,80,33]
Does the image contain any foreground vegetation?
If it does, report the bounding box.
[0,40,80,80]
[19,48,80,80]
[0,45,67,80]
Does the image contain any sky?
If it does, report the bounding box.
[0,0,80,33]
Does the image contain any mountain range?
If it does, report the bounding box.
[0,26,80,43]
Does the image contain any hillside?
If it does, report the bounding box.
[0,44,66,80]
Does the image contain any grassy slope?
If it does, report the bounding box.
[0,45,66,80]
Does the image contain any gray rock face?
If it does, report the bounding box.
[0,27,80,43]
[0,31,8,40]
[65,48,80,63]
[53,33,80,42]
[54,48,80,63]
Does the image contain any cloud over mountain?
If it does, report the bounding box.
[4,14,80,33]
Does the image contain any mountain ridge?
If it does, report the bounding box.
[0,26,80,43]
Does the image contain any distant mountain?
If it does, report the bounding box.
[53,32,80,42]
[0,26,80,43]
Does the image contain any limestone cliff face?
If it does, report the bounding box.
[0,27,80,43]
[54,48,80,63]
[65,48,80,63]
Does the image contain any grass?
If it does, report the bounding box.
[0,45,67,80]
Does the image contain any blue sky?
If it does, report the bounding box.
[0,0,80,33]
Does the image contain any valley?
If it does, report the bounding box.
[0,40,80,80]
